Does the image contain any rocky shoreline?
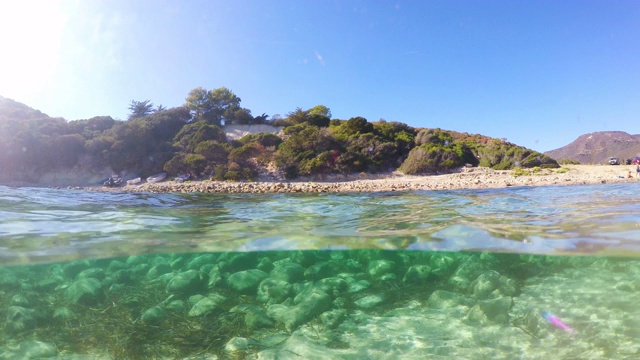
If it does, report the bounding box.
[86,165,639,194]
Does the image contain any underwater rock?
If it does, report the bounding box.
[76,268,106,281]
[0,272,20,290]
[62,260,92,279]
[368,260,396,280]
[257,256,274,272]
[231,304,275,329]
[426,290,474,309]
[147,263,172,279]
[130,263,151,277]
[225,337,255,352]
[257,278,291,304]
[469,271,501,300]
[465,297,513,325]
[510,308,546,338]
[170,256,187,270]
[333,297,347,308]
[187,254,217,270]
[304,261,334,280]
[188,294,206,305]
[496,276,517,297]
[448,255,489,291]
[166,270,208,295]
[207,266,223,288]
[403,265,432,284]
[141,306,168,324]
[270,262,305,283]
[10,294,30,307]
[34,278,60,292]
[227,269,269,293]
[53,307,73,322]
[188,293,226,317]
[165,299,186,312]
[354,294,386,309]
[290,251,324,267]
[106,259,127,273]
[315,277,348,298]
[126,255,147,266]
[217,252,257,273]
[345,258,363,271]
[65,278,103,305]
[346,278,372,294]
[429,253,457,278]
[320,309,347,329]
[14,340,58,359]
[5,306,39,333]
[268,288,331,331]
[111,269,135,285]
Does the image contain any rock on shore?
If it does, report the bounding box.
[85,165,639,194]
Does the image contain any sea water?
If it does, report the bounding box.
[0,183,639,359]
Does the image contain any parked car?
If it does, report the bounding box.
[608,157,620,165]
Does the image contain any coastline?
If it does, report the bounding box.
[83,165,639,194]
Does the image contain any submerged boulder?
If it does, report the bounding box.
[5,306,39,333]
[426,290,474,309]
[166,270,208,295]
[368,260,396,280]
[403,265,431,284]
[465,297,513,325]
[230,304,274,329]
[62,260,92,279]
[268,288,331,332]
[354,294,386,309]
[188,293,226,317]
[15,341,58,359]
[448,255,489,291]
[227,269,268,294]
[257,278,291,304]
[270,262,305,283]
[64,278,103,305]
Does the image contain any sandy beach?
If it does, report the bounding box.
[92,164,640,194]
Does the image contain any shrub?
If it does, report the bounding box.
[399,144,464,175]
[513,167,529,177]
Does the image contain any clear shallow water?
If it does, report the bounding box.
[1,184,640,359]
[1,183,640,265]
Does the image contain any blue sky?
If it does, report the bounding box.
[1,0,638,152]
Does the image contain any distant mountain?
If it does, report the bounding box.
[545,131,640,164]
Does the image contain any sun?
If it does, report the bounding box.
[0,0,66,100]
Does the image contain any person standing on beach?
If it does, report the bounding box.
[636,165,640,178]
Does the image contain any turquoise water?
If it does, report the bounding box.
[1,184,639,358]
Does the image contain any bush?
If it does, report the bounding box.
[512,167,529,177]
[399,144,464,175]
[558,158,580,165]
[238,132,282,148]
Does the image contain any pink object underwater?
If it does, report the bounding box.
[541,311,575,333]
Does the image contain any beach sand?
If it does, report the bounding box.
[94,164,639,194]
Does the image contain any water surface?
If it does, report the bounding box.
[0,184,639,359]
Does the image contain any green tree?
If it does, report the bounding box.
[308,105,331,118]
[128,100,154,120]
[185,87,242,125]
[173,120,227,153]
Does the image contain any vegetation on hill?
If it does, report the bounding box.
[0,91,558,184]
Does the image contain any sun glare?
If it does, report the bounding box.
[0,0,66,101]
